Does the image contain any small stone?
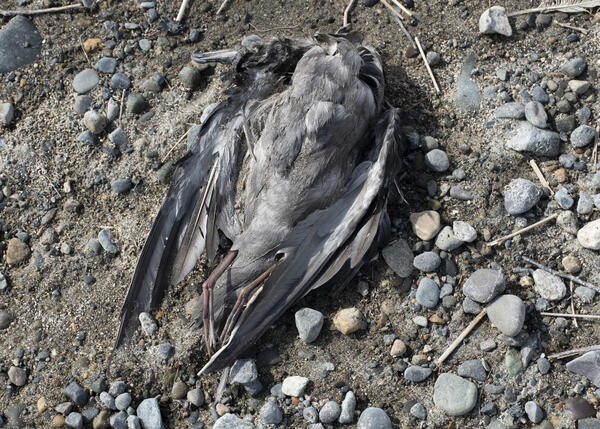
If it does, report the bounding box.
[457,359,487,382]
[479,6,512,36]
[357,408,392,429]
[333,307,364,334]
[295,308,324,343]
[55,402,74,415]
[566,351,600,386]
[65,381,89,407]
[453,221,477,242]
[259,399,282,425]
[138,312,158,336]
[569,80,590,96]
[382,239,413,277]
[505,348,523,376]
[303,407,319,423]
[8,366,27,386]
[462,297,481,314]
[83,110,108,135]
[507,122,560,156]
[404,365,433,382]
[565,397,596,419]
[6,238,30,265]
[415,277,440,308]
[73,69,99,94]
[562,255,581,274]
[532,86,549,104]
[462,269,505,304]
[0,102,15,125]
[487,294,525,336]
[138,39,152,51]
[426,51,441,67]
[73,95,92,115]
[532,269,566,301]
[424,149,450,172]
[557,209,577,233]
[110,73,131,90]
[98,229,118,254]
[433,373,478,416]
[37,397,47,413]
[571,125,596,148]
[187,388,204,407]
[136,398,164,429]
[126,93,148,114]
[575,286,595,303]
[127,415,141,429]
[413,251,441,272]
[93,410,110,429]
[99,392,116,410]
[111,178,133,194]
[213,414,254,429]
[108,127,128,149]
[409,211,441,241]
[94,57,117,74]
[171,381,187,400]
[229,359,262,395]
[504,178,541,215]
[525,402,543,424]
[53,415,66,427]
[115,393,132,411]
[560,57,587,78]
[495,102,525,119]
[179,66,203,90]
[578,219,600,249]
[319,401,341,424]
[66,412,84,429]
[281,376,309,397]
[77,130,97,145]
[435,226,464,251]
[339,391,356,424]
[410,403,427,420]
[524,101,547,128]
[390,339,407,357]
[578,192,594,215]
[449,184,473,200]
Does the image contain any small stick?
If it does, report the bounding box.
[529,159,553,195]
[380,0,404,21]
[162,127,193,162]
[394,16,417,49]
[415,37,441,93]
[389,0,414,16]
[0,3,81,16]
[486,213,558,247]
[216,0,231,14]
[522,255,600,293]
[118,89,126,124]
[540,312,600,320]
[548,345,600,360]
[555,21,589,34]
[569,280,579,328]
[343,0,357,26]
[175,0,190,22]
[437,308,487,365]
[593,125,599,167]
[79,37,91,66]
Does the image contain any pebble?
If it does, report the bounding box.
[575,286,595,303]
[73,95,92,115]
[433,373,477,416]
[333,307,364,334]
[179,66,203,90]
[531,86,549,104]
[109,382,127,397]
[94,57,117,74]
[487,294,525,336]
[569,79,590,96]
[404,365,432,382]
[213,413,254,429]
[566,351,600,387]
[6,237,29,265]
[524,101,547,128]
[127,93,148,114]
[136,398,164,429]
[449,184,473,200]
[560,57,587,78]
[457,359,487,382]
[295,308,324,343]
[390,339,407,357]
[0,102,15,125]
[339,391,356,424]
[8,366,27,386]
[424,149,450,172]
[110,73,131,90]
[409,211,441,241]
[83,110,108,135]
[525,401,544,423]
[479,6,512,36]
[138,39,152,51]
[415,277,440,308]
[463,297,482,314]
[555,187,574,209]
[382,239,413,277]
[187,388,204,407]
[462,269,505,303]
[282,376,309,397]
[53,415,66,427]
[532,269,566,301]
[110,178,132,194]
[495,102,524,119]
[357,407,392,429]
[435,226,464,251]
[127,415,141,429]
[115,393,132,411]
[319,401,341,424]
[229,359,262,395]
[260,399,282,424]
[413,251,441,272]
[410,403,427,420]
[99,391,116,410]
[505,348,523,376]
[507,122,560,156]
[504,178,541,215]
[426,51,441,67]
[108,127,128,149]
[73,69,99,94]
[303,407,319,423]
[578,192,594,215]
[98,229,118,254]
[55,402,73,415]
[138,312,158,336]
[565,397,596,419]
[65,381,89,407]
[77,130,97,145]
[66,412,83,429]
[579,418,600,429]
[571,125,596,148]
[578,219,600,249]
[171,381,187,400]
[453,221,477,242]
[557,209,577,233]
[577,106,591,123]
[93,410,110,429]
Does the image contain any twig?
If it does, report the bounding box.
[593,125,599,167]
[529,159,553,195]
[570,280,579,328]
[508,2,600,17]
[486,213,558,247]
[414,37,441,93]
[162,127,193,162]
[216,0,231,14]
[548,345,600,360]
[380,0,404,21]
[555,21,589,34]
[118,89,126,124]
[437,308,487,365]
[79,37,91,66]
[175,0,190,22]
[394,17,417,49]
[522,255,600,293]
[343,0,357,26]
[0,3,81,16]
[540,312,600,320]
[390,0,414,16]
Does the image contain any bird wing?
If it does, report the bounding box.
[200,108,403,373]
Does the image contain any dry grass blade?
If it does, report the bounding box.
[509,0,600,16]
[0,3,81,16]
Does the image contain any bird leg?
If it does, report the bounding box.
[203,250,238,354]
[219,263,278,344]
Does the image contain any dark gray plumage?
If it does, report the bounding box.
[115,31,405,374]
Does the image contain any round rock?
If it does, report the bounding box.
[136,398,164,429]
[281,376,309,397]
[404,365,433,382]
[333,307,364,334]
[433,373,477,416]
[453,221,476,242]
[357,407,392,429]
[424,149,450,172]
[524,101,547,128]
[435,226,464,251]
[560,57,587,78]
[486,294,525,336]
[578,219,600,250]
[409,210,441,241]
[415,278,440,308]
[413,251,441,272]
[462,269,505,304]
[504,178,541,215]
[532,269,566,301]
[294,308,324,343]
[213,414,254,429]
[72,69,99,94]
[571,125,596,148]
[319,401,341,424]
[479,6,512,36]
[260,399,282,425]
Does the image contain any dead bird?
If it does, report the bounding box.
[115,30,405,374]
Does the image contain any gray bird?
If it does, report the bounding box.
[115,30,405,374]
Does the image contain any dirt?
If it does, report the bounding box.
[1,0,600,427]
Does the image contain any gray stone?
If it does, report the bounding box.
[404,365,433,382]
[453,221,477,242]
[457,359,488,382]
[578,192,594,215]
[537,357,550,374]
[303,407,319,423]
[65,381,89,407]
[575,286,595,303]
[455,54,480,114]
[462,269,505,304]
[525,401,543,423]
[357,407,392,429]
[229,359,262,395]
[98,229,118,254]
[77,130,97,145]
[560,57,587,78]
[83,110,108,135]
[99,391,116,410]
[569,80,590,96]
[339,391,356,424]
[435,226,464,251]
[579,219,600,250]
[532,269,566,301]
[0,310,13,329]
[110,411,128,429]
[479,6,512,36]
[138,312,158,337]
[532,86,549,104]
[557,210,577,234]
[426,51,441,67]
[127,93,148,114]
[282,376,309,397]
[571,125,596,148]
[504,178,541,215]
[138,39,152,51]
[319,401,341,424]
[111,179,132,194]
[524,101,547,128]
[507,122,560,157]
[463,297,482,314]
[382,239,413,277]
[115,393,131,411]
[108,127,128,149]
[213,413,254,429]
[433,373,478,416]
[416,277,440,308]
[495,102,524,119]
[74,95,92,115]
[73,69,99,94]
[187,388,204,407]
[94,57,117,74]
[0,16,42,73]
[577,106,592,124]
[295,308,324,343]
[109,382,126,396]
[179,66,203,90]
[0,102,14,125]
[413,251,441,272]
[566,351,600,387]
[260,399,282,425]
[136,398,164,429]
[424,149,450,172]
[487,294,525,336]
[8,366,26,386]
[410,403,427,420]
[126,415,141,429]
[66,412,83,429]
[449,184,473,200]
[110,73,131,90]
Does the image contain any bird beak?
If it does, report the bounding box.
[191,49,237,64]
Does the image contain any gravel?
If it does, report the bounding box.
[433,373,478,416]
[294,308,324,343]
[186,388,204,407]
[532,269,566,301]
[409,211,441,241]
[462,269,505,303]
[179,66,204,90]
[486,294,525,336]
[504,178,542,215]
[571,125,597,148]
[136,398,164,429]
[410,403,427,420]
[115,393,132,411]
